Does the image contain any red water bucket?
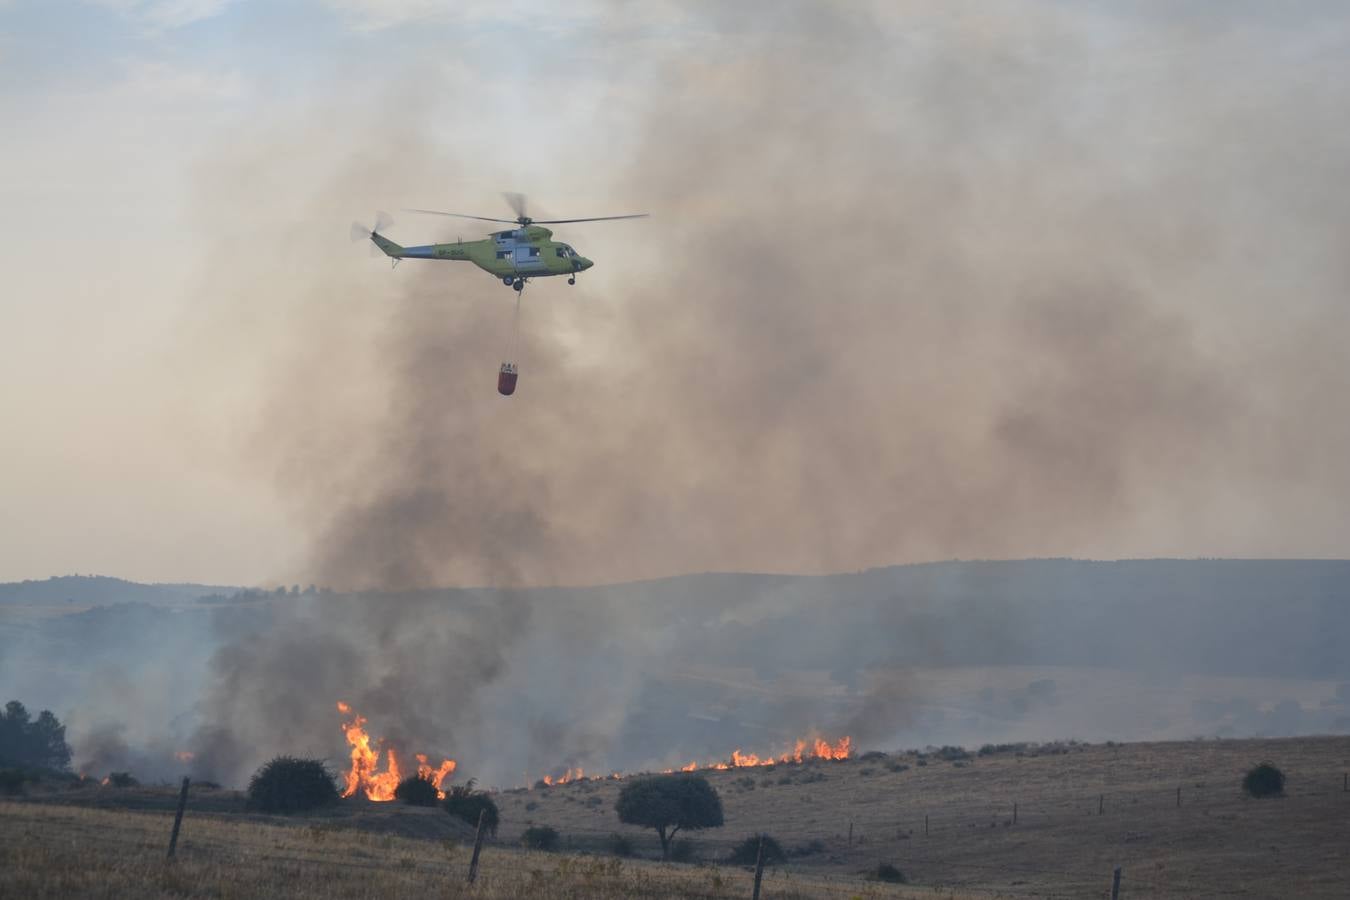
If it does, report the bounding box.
[498,362,518,396]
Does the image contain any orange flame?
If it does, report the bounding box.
[336,701,456,801]
[657,734,851,775]
[527,733,852,786]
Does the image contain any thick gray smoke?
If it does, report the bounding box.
[167,2,1350,786]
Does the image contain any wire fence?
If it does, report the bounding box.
[521,767,1350,898]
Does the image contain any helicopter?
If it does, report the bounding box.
[350,193,647,291]
[350,194,647,396]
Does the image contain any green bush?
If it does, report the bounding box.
[874,863,907,883]
[669,838,696,862]
[0,768,26,795]
[607,833,636,857]
[443,780,499,837]
[791,838,826,857]
[246,756,339,813]
[394,774,439,807]
[106,771,138,788]
[1243,762,1285,798]
[727,834,785,866]
[0,701,72,771]
[522,825,560,851]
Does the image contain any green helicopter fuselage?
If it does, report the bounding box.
[369,224,592,284]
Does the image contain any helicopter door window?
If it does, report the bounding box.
[529,247,540,257]
[496,250,509,259]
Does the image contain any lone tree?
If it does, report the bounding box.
[616,773,724,860]
[0,701,72,771]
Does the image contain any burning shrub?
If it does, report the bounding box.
[727,834,785,866]
[873,863,907,883]
[394,774,439,807]
[1243,762,1286,798]
[616,773,724,861]
[443,780,499,836]
[521,825,560,851]
[246,756,339,814]
[106,772,138,788]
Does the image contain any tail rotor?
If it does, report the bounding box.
[350,211,394,255]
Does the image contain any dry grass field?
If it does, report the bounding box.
[4,736,1348,898]
[496,736,1350,898]
[0,801,957,900]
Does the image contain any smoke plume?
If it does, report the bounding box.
[167,1,1350,785]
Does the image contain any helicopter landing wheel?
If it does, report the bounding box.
[502,276,514,286]
[512,279,524,292]
[567,276,576,286]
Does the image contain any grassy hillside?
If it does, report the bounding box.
[4,735,1347,898]
[495,735,1350,897]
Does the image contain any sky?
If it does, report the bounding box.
[2,1,1350,587]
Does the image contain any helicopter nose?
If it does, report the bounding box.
[576,257,594,271]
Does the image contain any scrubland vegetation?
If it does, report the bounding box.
[4,735,1348,897]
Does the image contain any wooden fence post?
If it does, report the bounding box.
[847,818,853,847]
[166,777,190,859]
[1110,866,1122,900]
[1176,786,1181,808]
[751,834,766,900]
[1343,772,1347,793]
[1013,802,1018,825]
[466,808,486,884]
[924,814,928,837]
[1098,794,1104,815]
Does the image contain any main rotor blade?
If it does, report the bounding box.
[406,208,519,224]
[530,214,651,224]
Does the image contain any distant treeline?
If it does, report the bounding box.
[0,575,238,606]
